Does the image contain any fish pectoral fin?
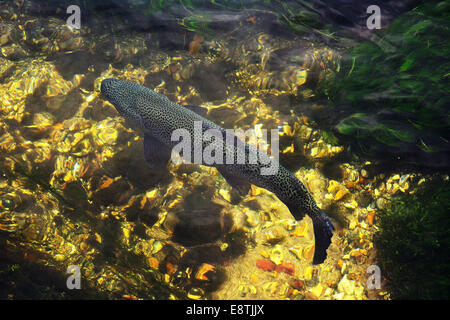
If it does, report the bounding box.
[217,167,251,196]
[144,134,171,170]
[182,104,208,117]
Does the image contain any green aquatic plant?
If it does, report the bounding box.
[323,0,450,166]
[321,130,340,146]
[374,179,450,299]
[136,0,335,38]
[180,13,215,37]
[274,0,337,40]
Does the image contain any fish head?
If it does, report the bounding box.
[101,78,145,128]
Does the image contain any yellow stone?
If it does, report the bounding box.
[250,185,262,196]
[310,284,324,298]
[304,266,313,280]
[219,189,231,202]
[295,70,307,86]
[54,254,65,261]
[303,244,315,259]
[145,189,158,201]
[95,233,102,243]
[282,143,295,154]
[327,180,341,194]
[344,200,358,209]
[291,222,309,237]
[259,249,270,258]
[334,189,349,201]
[251,274,260,284]
[349,219,357,230]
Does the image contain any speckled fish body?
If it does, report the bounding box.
[101,78,334,264]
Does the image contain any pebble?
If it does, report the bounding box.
[399,181,409,193]
[264,225,287,244]
[334,189,349,201]
[269,244,284,265]
[323,287,334,297]
[348,170,359,182]
[275,263,295,276]
[304,266,313,280]
[54,254,65,261]
[333,292,345,300]
[309,284,324,298]
[280,219,297,231]
[327,180,340,194]
[337,274,355,295]
[344,200,358,209]
[151,240,163,254]
[376,197,387,210]
[148,257,159,269]
[354,286,365,300]
[291,221,309,238]
[245,210,261,227]
[262,281,279,296]
[310,147,319,157]
[219,189,231,202]
[361,169,369,178]
[256,259,275,272]
[187,287,204,300]
[303,244,315,259]
[288,246,303,260]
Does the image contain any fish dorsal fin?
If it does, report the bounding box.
[217,166,251,196]
[182,104,208,117]
[143,134,171,170]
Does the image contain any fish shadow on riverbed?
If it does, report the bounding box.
[171,192,233,247]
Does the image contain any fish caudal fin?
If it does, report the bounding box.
[311,210,334,264]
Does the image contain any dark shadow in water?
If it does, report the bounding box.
[176,230,248,294]
[172,209,228,247]
[312,0,418,39]
[105,141,174,191]
[319,161,345,181]
[323,202,348,228]
[23,81,84,124]
[362,159,450,180]
[172,191,230,247]
[50,51,105,81]
[179,244,230,269]
[0,65,17,84]
[0,236,109,299]
[93,217,125,263]
[278,131,313,173]
[126,204,159,229]
[188,62,231,102]
[166,187,250,293]
[22,81,49,121]
[145,61,234,105]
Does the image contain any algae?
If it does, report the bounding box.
[324,0,450,167]
[375,179,450,299]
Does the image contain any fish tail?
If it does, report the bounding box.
[311,210,334,264]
